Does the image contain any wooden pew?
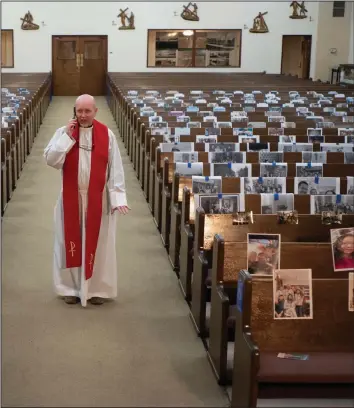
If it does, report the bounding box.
[231,270,354,407]
[207,214,354,385]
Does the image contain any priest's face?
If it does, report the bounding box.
[75,98,98,127]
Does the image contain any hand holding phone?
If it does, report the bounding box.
[65,107,77,138]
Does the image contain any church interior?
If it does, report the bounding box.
[1,1,354,407]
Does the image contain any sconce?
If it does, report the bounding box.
[243,24,248,29]
[112,20,117,26]
[41,21,46,26]
[309,16,314,21]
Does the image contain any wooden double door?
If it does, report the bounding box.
[52,35,108,96]
[281,35,312,80]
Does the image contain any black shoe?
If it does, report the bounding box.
[64,296,79,304]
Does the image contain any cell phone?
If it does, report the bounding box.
[73,107,77,119]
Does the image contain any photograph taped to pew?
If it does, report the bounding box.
[346,136,354,143]
[311,195,354,215]
[261,193,294,214]
[232,127,253,136]
[211,163,251,177]
[345,152,354,164]
[259,151,284,163]
[205,142,239,152]
[173,152,199,163]
[175,162,203,176]
[296,163,323,177]
[196,135,217,143]
[247,142,270,152]
[348,177,354,194]
[239,135,260,143]
[208,151,245,163]
[302,151,327,164]
[349,273,354,312]
[295,177,340,195]
[338,128,354,136]
[247,233,280,275]
[279,135,296,143]
[273,269,313,319]
[196,193,244,214]
[320,143,353,153]
[192,176,222,194]
[160,142,194,152]
[330,228,354,272]
[260,163,288,177]
[279,142,313,152]
[241,177,286,194]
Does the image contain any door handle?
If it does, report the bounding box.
[80,54,84,67]
[76,54,80,69]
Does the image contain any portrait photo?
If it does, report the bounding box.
[294,177,340,195]
[241,177,286,194]
[196,135,218,144]
[211,163,251,178]
[173,152,199,163]
[259,152,284,163]
[330,228,354,272]
[192,176,222,194]
[273,269,313,319]
[175,162,203,176]
[196,193,243,214]
[307,128,323,137]
[260,163,288,177]
[302,152,327,164]
[261,193,294,214]
[247,233,281,276]
[344,153,354,164]
[268,127,284,136]
[338,128,354,137]
[310,195,354,215]
[206,142,239,153]
[209,151,245,164]
[278,143,313,152]
[239,136,260,144]
[320,143,353,153]
[296,163,323,177]
[247,142,270,152]
[160,142,194,153]
[279,135,296,143]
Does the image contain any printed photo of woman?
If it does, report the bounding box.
[330,228,354,272]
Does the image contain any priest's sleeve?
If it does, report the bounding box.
[107,129,128,208]
[43,127,76,170]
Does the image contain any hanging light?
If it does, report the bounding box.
[183,30,193,36]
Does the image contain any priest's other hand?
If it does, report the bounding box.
[111,206,131,215]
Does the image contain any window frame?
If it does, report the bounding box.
[146,28,242,69]
[1,29,14,68]
[332,1,345,17]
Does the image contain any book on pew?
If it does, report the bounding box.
[277,353,309,360]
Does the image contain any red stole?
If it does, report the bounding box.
[62,119,109,279]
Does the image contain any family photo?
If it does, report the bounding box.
[192,176,222,194]
[196,194,243,214]
[211,163,251,177]
[310,195,354,215]
[295,177,340,195]
[247,234,280,275]
[260,163,288,177]
[330,228,354,272]
[296,163,323,177]
[261,193,294,214]
[175,162,203,176]
[173,152,199,163]
[242,177,286,194]
[208,151,245,164]
[279,143,313,152]
[206,142,239,153]
[273,269,313,319]
[302,152,327,164]
[259,152,284,163]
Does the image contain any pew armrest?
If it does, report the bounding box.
[209,284,232,385]
[231,330,259,408]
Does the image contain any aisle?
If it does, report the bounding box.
[1,96,229,407]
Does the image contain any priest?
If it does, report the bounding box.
[44,94,130,307]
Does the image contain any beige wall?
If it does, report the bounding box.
[314,1,353,82]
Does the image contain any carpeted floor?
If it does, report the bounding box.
[1,96,230,407]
